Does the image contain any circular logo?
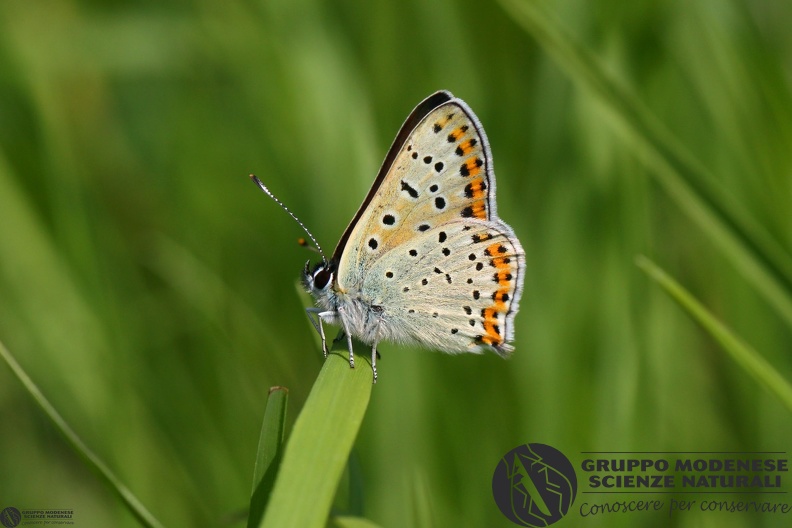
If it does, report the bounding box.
[492,443,577,526]
[0,507,21,528]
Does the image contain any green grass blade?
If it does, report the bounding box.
[0,338,166,528]
[498,0,792,325]
[409,469,436,528]
[330,517,384,528]
[636,256,792,413]
[259,345,373,528]
[248,386,289,528]
[345,452,366,517]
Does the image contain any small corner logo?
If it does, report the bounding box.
[492,443,577,526]
[0,507,21,528]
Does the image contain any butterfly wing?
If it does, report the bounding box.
[366,220,523,354]
[334,91,524,354]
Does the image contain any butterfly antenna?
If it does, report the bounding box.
[250,174,328,263]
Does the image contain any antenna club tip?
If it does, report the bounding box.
[250,174,269,193]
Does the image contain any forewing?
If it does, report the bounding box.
[333,91,525,354]
[336,93,497,290]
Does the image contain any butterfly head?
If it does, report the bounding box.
[303,259,335,295]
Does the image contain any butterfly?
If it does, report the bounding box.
[252,90,524,383]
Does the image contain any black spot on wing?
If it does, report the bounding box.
[401,180,419,198]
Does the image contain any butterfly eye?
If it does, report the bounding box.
[313,267,333,290]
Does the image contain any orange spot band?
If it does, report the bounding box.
[496,270,513,285]
[464,158,482,177]
[465,179,486,200]
[472,202,487,219]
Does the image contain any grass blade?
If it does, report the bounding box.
[498,0,792,325]
[636,256,792,413]
[248,386,289,528]
[259,344,373,528]
[0,338,166,528]
[409,469,436,528]
[330,517,384,528]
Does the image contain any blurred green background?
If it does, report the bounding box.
[1,0,791,526]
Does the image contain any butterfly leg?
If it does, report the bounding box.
[305,307,333,357]
[369,317,383,383]
[335,306,355,369]
[370,342,378,384]
[343,325,355,369]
